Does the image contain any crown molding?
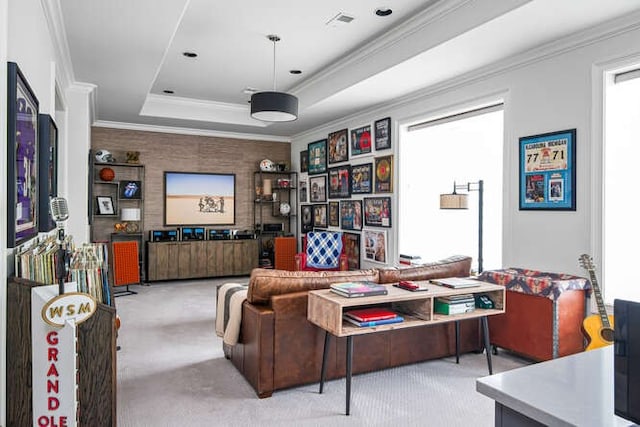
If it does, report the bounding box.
[40,0,75,91]
[93,120,291,143]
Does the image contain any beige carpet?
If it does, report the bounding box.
[115,278,530,427]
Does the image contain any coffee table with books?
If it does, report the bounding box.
[307,279,506,415]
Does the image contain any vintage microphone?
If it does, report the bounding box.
[50,197,69,295]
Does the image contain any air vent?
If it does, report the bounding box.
[326,12,355,27]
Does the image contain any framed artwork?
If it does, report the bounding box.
[312,204,328,228]
[328,128,348,164]
[350,124,372,157]
[301,204,313,233]
[363,229,388,264]
[328,165,351,199]
[374,117,391,150]
[164,172,235,225]
[308,139,327,174]
[328,201,340,227]
[299,180,308,203]
[340,200,363,231]
[364,197,392,227]
[344,232,361,270]
[38,114,58,232]
[309,175,327,202]
[519,128,576,210]
[7,62,40,247]
[119,180,143,200]
[351,163,373,194]
[374,155,393,193]
[300,150,309,173]
[97,196,115,215]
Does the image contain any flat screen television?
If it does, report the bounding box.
[614,298,640,425]
[164,171,235,226]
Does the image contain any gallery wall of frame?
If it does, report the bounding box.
[299,117,393,269]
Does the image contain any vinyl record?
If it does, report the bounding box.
[376,159,391,181]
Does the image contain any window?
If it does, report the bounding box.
[603,66,640,303]
[399,105,503,272]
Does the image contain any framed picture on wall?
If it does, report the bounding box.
[38,114,58,232]
[351,163,373,194]
[309,175,327,202]
[340,200,363,231]
[344,232,361,270]
[374,155,393,193]
[328,201,340,227]
[374,117,391,150]
[350,124,372,157]
[363,229,387,264]
[97,196,115,215]
[299,180,308,203]
[328,128,349,164]
[308,139,327,174]
[300,150,309,173]
[519,128,576,210]
[7,62,40,247]
[312,204,328,228]
[364,197,392,227]
[328,166,350,199]
[301,204,313,233]
[119,180,143,200]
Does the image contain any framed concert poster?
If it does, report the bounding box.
[299,180,308,203]
[300,150,309,173]
[363,229,387,264]
[374,117,391,150]
[350,124,372,157]
[7,62,40,247]
[309,175,327,202]
[344,232,361,270]
[328,165,350,199]
[328,128,349,164]
[328,201,340,227]
[351,163,372,194]
[38,114,58,232]
[340,200,363,231]
[374,155,393,193]
[312,204,328,228]
[308,139,327,174]
[301,204,313,233]
[364,197,392,228]
[519,128,576,211]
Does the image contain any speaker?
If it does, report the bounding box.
[614,298,640,425]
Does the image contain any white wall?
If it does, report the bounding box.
[291,15,640,278]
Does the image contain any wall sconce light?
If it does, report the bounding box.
[440,180,484,273]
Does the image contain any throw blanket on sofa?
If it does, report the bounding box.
[215,283,248,347]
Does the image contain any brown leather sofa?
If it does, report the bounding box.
[226,255,482,398]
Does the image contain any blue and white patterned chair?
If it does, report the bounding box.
[294,231,348,271]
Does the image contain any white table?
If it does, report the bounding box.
[476,346,636,426]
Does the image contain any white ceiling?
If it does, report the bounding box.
[58,0,640,139]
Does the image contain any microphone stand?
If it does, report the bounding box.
[56,225,66,295]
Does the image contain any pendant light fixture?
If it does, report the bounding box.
[251,35,299,122]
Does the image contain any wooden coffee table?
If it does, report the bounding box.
[307,280,506,415]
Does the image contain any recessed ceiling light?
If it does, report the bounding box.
[163,90,174,94]
[289,70,302,75]
[375,7,392,17]
[243,87,258,95]
[182,51,198,58]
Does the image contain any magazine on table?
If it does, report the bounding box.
[330,281,388,298]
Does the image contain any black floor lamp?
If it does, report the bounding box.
[439,180,484,273]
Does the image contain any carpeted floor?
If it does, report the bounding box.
[115,278,531,427]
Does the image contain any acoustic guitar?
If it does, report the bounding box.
[579,254,614,350]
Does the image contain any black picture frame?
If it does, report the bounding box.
[328,201,340,227]
[350,124,372,157]
[96,196,115,215]
[374,155,393,193]
[312,204,328,228]
[364,197,392,228]
[7,62,40,247]
[519,128,576,211]
[301,204,313,233]
[340,200,363,231]
[328,165,351,199]
[374,117,391,150]
[119,180,142,200]
[38,114,58,232]
[344,232,361,270]
[308,139,327,174]
[309,175,327,202]
[351,163,373,194]
[300,150,308,173]
[328,128,349,164]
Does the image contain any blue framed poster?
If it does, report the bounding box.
[519,128,576,210]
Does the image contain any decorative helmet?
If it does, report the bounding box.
[95,149,115,163]
[259,158,275,172]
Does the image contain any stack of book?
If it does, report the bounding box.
[343,307,404,327]
[399,254,422,265]
[434,294,476,315]
[330,281,388,298]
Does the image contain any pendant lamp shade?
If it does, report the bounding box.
[251,91,298,122]
[251,34,298,122]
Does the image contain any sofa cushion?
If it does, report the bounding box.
[305,231,343,269]
[378,255,472,284]
[247,268,380,305]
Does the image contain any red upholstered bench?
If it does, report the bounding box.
[478,268,591,361]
